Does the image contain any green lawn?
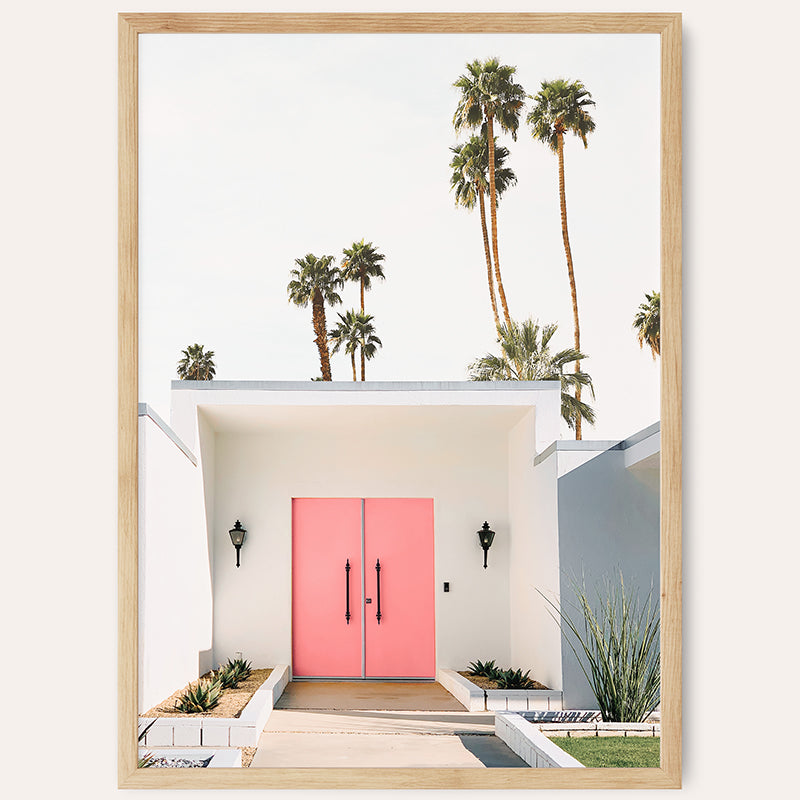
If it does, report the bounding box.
[548,736,660,768]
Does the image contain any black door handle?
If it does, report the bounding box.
[345,559,351,624]
[375,558,382,624]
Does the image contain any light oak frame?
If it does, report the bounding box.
[119,12,681,789]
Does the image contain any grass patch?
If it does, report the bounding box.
[548,736,660,768]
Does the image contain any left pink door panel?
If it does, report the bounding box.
[291,498,362,678]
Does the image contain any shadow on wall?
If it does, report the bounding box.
[556,448,660,710]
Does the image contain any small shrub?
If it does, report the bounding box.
[174,675,223,713]
[540,571,660,722]
[467,659,500,679]
[494,667,535,689]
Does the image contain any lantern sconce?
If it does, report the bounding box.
[229,520,247,567]
[477,521,496,569]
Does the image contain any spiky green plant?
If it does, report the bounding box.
[493,667,535,689]
[174,675,223,713]
[218,657,252,689]
[540,572,660,722]
[217,663,237,690]
[467,659,501,679]
[137,719,157,768]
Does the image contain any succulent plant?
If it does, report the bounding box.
[218,657,252,689]
[493,667,535,689]
[467,659,500,678]
[174,675,223,713]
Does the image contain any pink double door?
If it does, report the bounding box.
[292,498,435,679]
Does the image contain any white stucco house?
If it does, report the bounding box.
[138,381,659,713]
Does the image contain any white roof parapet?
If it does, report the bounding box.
[170,379,560,392]
[533,421,661,469]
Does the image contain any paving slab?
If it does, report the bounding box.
[265,709,495,735]
[276,681,465,711]
[250,732,528,769]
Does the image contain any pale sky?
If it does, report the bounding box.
[139,33,660,441]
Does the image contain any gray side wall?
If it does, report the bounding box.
[556,450,660,710]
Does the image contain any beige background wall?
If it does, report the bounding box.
[2,2,797,798]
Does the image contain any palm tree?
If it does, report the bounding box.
[527,79,596,439]
[329,309,383,381]
[450,134,517,332]
[454,57,526,328]
[633,290,661,359]
[177,343,216,380]
[287,253,343,381]
[468,318,595,432]
[340,239,386,313]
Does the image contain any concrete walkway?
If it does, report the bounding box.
[251,682,528,769]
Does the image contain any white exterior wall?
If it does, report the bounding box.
[510,432,563,690]
[138,413,213,712]
[207,415,516,672]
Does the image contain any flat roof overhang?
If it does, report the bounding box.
[170,380,561,454]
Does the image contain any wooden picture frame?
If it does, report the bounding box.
[119,12,681,789]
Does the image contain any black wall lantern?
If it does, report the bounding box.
[229,520,247,567]
[477,521,496,569]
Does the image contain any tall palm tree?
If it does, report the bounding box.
[633,290,661,359]
[177,343,216,380]
[287,253,343,381]
[527,78,596,439]
[468,318,595,432]
[454,57,526,328]
[329,309,383,381]
[340,239,386,313]
[450,134,517,332]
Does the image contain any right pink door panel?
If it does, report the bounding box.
[291,498,435,679]
[364,498,435,679]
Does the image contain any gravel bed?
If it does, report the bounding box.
[150,756,212,768]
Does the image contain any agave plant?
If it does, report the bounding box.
[540,571,660,722]
[493,667,535,689]
[174,675,223,713]
[467,659,500,679]
[218,657,252,689]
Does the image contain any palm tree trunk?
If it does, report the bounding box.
[360,271,365,312]
[351,351,357,381]
[557,130,582,439]
[360,346,365,381]
[477,186,501,332]
[312,291,332,381]
[486,116,512,328]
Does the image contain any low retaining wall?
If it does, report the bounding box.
[486,688,563,712]
[140,664,290,748]
[438,669,563,712]
[496,712,584,768]
[437,669,485,711]
[497,711,662,768]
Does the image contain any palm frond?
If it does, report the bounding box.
[468,317,595,430]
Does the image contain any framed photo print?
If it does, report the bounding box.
[119,12,681,790]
